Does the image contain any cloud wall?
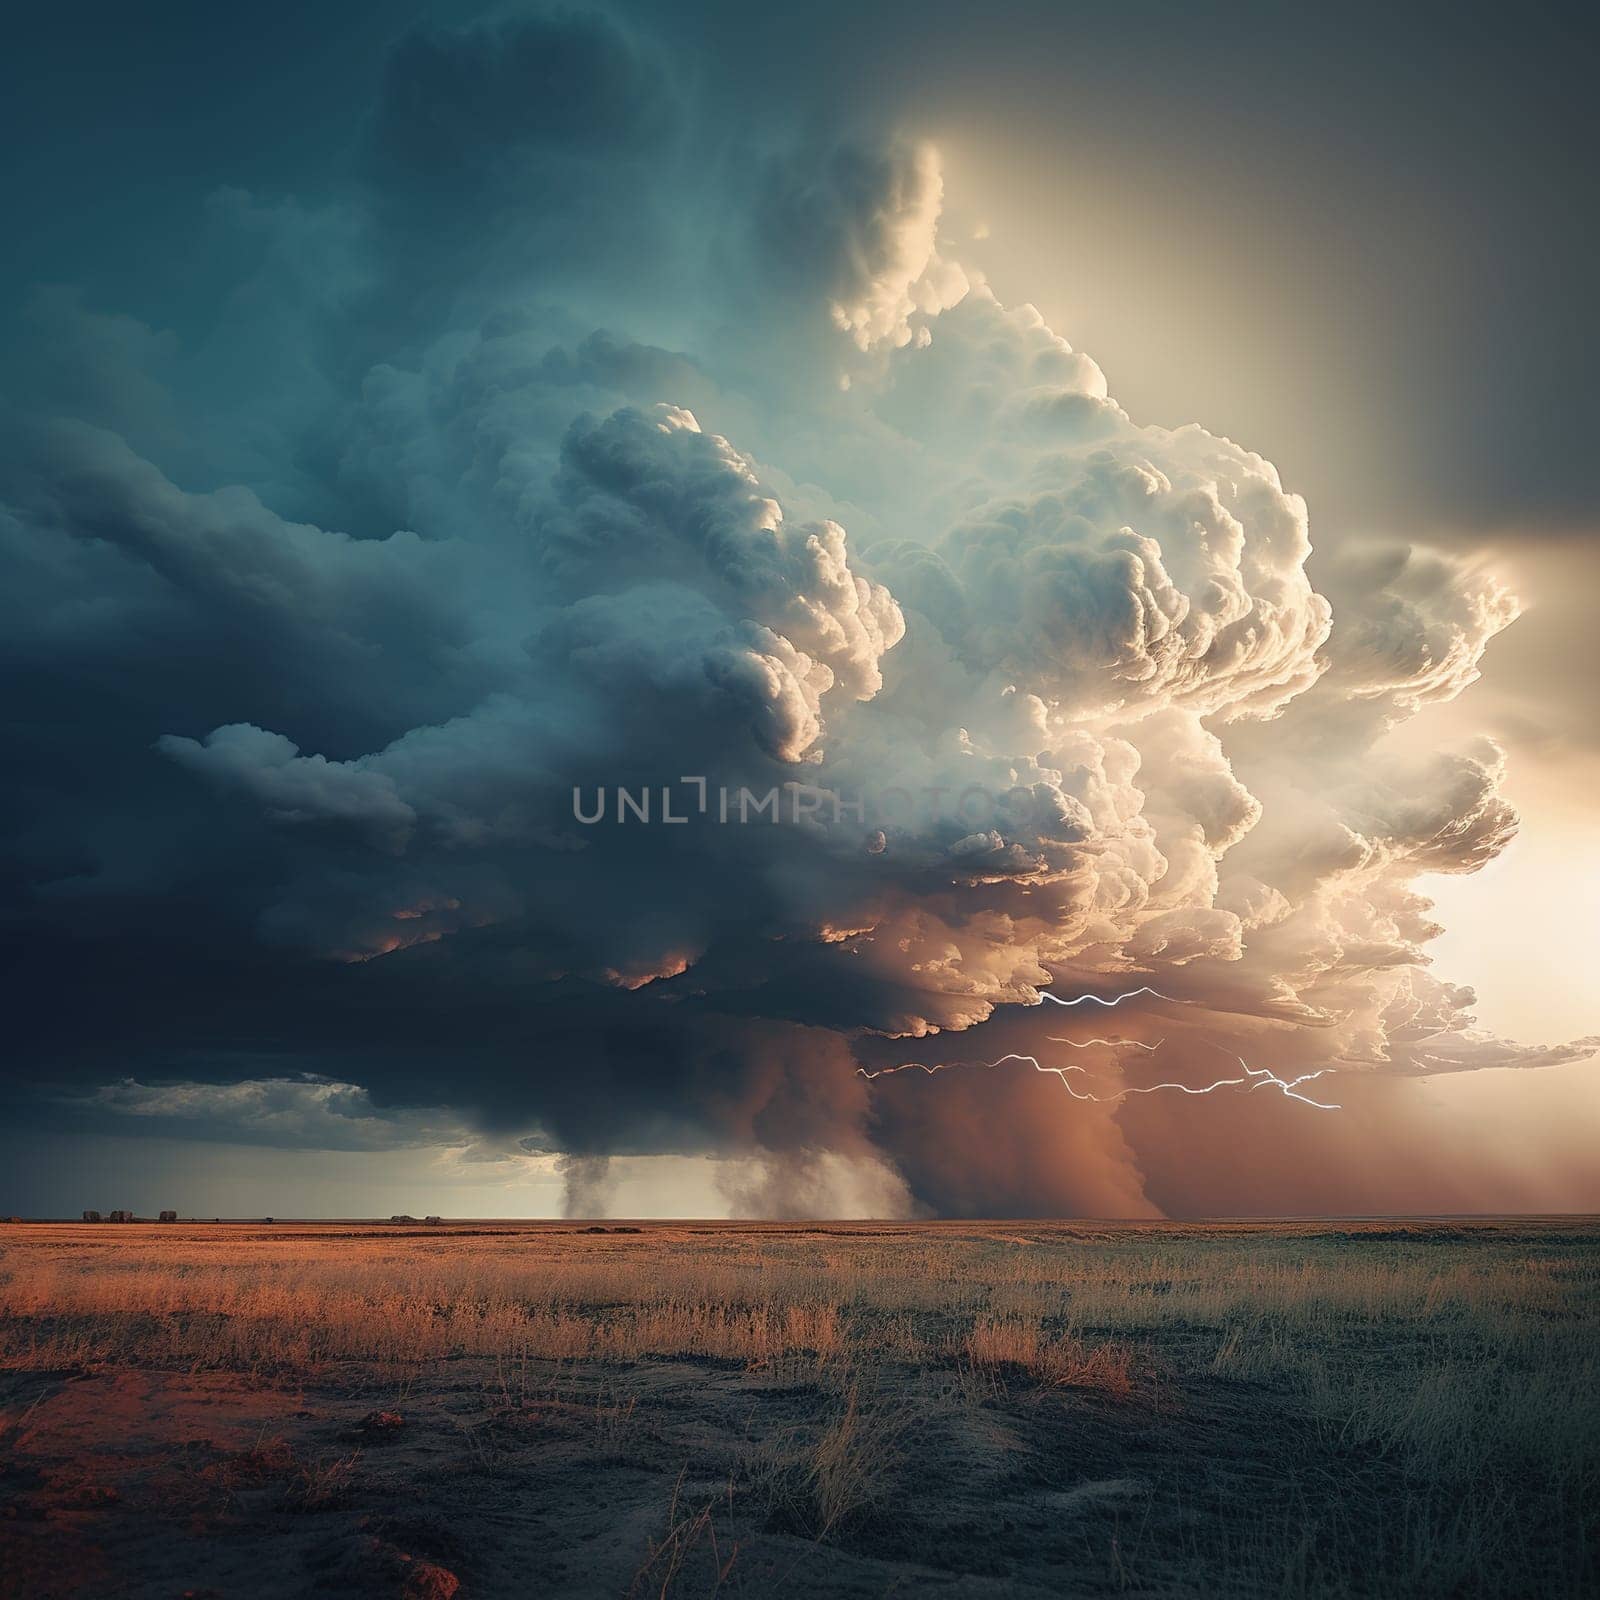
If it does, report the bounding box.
[1,7,1590,1217]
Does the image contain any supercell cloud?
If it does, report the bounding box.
[1,9,1590,1216]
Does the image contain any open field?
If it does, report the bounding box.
[1,1219,1595,1599]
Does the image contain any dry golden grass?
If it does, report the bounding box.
[2,1219,1595,1597]
[961,1313,1135,1392]
[0,1223,1141,1384]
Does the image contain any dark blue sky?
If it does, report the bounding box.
[6,0,1596,532]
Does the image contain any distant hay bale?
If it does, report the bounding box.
[108,1209,135,1223]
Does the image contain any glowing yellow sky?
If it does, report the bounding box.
[937,139,1600,1060]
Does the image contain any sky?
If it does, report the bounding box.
[2,0,1596,1219]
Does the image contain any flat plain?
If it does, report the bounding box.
[0,1218,1595,1599]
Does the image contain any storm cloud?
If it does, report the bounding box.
[1,6,1591,1217]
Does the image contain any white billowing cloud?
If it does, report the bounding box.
[541,404,905,757]
[825,142,971,351]
[126,160,1538,1064]
[1314,540,1521,718]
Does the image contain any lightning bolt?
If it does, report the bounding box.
[857,1043,1340,1110]
[1047,1037,1162,1051]
[1034,985,1174,1009]
[857,983,1339,1110]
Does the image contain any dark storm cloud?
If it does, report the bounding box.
[1,2,1593,1216]
[357,11,688,351]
